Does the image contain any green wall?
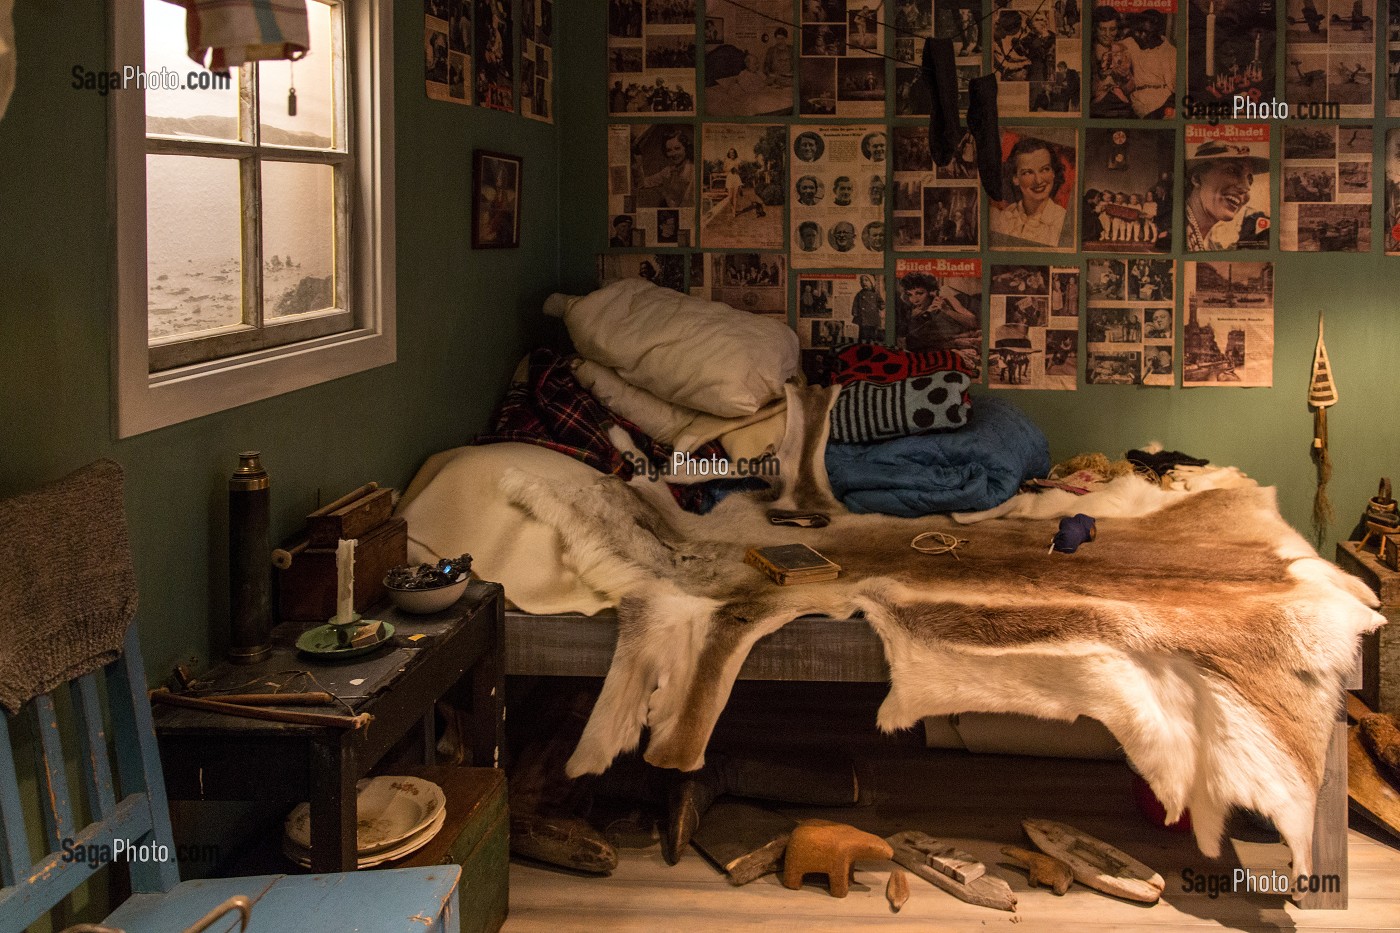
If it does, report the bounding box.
[0,2,558,682]
[556,4,1400,547]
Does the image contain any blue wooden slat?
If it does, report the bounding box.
[31,694,74,853]
[0,793,153,933]
[0,714,31,888]
[70,674,117,821]
[106,626,180,894]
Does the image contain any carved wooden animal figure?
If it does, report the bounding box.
[781,820,893,897]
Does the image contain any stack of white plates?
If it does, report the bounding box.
[283,775,447,869]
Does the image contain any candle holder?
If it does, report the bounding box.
[294,613,395,660]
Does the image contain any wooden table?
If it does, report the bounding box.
[155,582,504,872]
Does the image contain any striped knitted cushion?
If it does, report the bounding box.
[829,371,973,443]
[830,342,975,386]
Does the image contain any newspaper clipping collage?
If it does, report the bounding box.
[591,0,1400,391]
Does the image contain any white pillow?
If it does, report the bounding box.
[572,359,786,453]
[547,279,798,417]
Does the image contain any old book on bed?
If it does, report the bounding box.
[744,543,841,585]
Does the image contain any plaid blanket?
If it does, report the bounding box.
[475,349,763,513]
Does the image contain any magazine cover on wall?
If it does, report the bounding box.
[893,258,983,376]
[705,0,794,116]
[1085,258,1175,385]
[701,124,787,250]
[1282,125,1372,251]
[1186,0,1275,105]
[693,253,788,314]
[789,125,886,268]
[798,0,886,117]
[991,126,1078,251]
[1387,126,1400,252]
[598,253,690,291]
[608,0,697,114]
[1182,261,1275,386]
[992,0,1083,116]
[1285,0,1375,117]
[607,124,696,247]
[796,273,888,348]
[475,0,513,111]
[520,0,554,122]
[988,264,1080,390]
[1183,123,1271,252]
[425,0,472,104]
[1082,127,1175,252]
[892,125,980,251]
[892,0,984,116]
[1089,0,1177,118]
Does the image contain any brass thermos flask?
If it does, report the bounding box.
[228,451,272,664]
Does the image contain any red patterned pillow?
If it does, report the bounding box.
[830,342,975,386]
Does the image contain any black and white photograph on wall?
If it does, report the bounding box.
[597,253,690,291]
[520,0,554,122]
[1086,258,1174,385]
[789,125,885,268]
[608,0,697,114]
[1282,125,1372,251]
[991,126,1079,251]
[799,0,886,117]
[1186,0,1275,106]
[705,0,794,116]
[690,253,788,314]
[1183,123,1271,252]
[701,124,786,249]
[992,0,1083,115]
[796,273,887,348]
[892,125,980,251]
[425,0,473,105]
[475,0,514,111]
[1089,0,1177,118]
[1386,126,1400,252]
[1082,127,1175,252]
[892,0,984,116]
[472,150,521,248]
[894,258,983,376]
[988,264,1079,389]
[1389,0,1400,113]
[608,124,696,246]
[1182,261,1275,386]
[1285,0,1375,117]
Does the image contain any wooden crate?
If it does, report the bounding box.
[277,516,408,622]
[398,765,509,933]
[1337,540,1400,715]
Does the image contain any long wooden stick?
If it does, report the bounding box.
[309,482,380,517]
[150,688,371,729]
[189,692,336,706]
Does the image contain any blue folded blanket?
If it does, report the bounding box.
[825,396,1050,517]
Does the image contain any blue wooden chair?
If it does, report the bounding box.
[0,462,461,932]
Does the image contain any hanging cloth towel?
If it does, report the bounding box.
[0,0,15,123]
[164,0,310,73]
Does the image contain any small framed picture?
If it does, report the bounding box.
[472,150,522,249]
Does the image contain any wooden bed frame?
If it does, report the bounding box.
[503,608,1351,909]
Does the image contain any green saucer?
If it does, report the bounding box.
[295,621,396,660]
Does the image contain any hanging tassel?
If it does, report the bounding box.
[1312,405,1333,545]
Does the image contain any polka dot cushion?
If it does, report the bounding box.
[830,343,975,386]
[829,370,974,443]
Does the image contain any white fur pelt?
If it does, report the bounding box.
[499,387,1384,890]
[953,467,1257,524]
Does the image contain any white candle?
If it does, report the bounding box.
[1205,1,1216,78]
[335,538,356,623]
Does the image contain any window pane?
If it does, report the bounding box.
[144,0,240,140]
[259,0,339,149]
[261,161,337,318]
[147,155,244,340]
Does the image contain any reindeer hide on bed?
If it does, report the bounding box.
[500,385,1384,882]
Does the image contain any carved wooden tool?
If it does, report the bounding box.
[886,831,1016,912]
[691,801,796,886]
[1022,818,1164,903]
[149,688,371,729]
[886,868,910,912]
[781,819,893,898]
[1001,844,1073,895]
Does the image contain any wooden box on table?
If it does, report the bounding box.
[1337,540,1400,715]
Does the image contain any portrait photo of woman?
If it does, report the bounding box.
[990,129,1078,250]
